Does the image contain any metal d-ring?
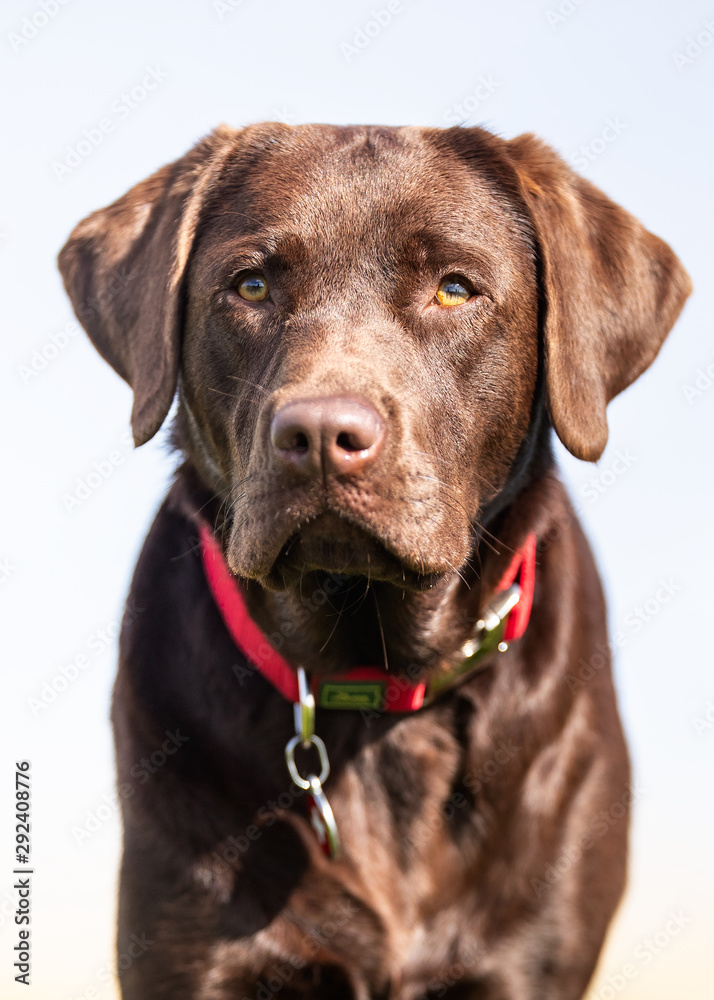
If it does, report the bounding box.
[285,733,330,790]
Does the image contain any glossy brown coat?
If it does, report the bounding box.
[59,123,691,999]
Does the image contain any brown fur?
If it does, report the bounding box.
[59,124,690,999]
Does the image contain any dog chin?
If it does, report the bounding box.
[249,514,450,592]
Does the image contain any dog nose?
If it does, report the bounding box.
[270,396,384,477]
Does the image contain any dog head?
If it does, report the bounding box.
[59,124,690,590]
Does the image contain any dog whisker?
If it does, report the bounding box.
[227,375,269,395]
[207,386,242,401]
[372,581,389,673]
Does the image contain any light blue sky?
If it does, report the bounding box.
[1,1,712,996]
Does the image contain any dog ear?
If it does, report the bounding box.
[505,134,691,462]
[58,126,238,446]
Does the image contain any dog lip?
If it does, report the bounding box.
[263,512,451,590]
[227,488,469,589]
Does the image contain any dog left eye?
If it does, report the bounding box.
[236,272,269,302]
[435,276,472,307]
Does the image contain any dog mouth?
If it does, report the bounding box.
[264,512,448,591]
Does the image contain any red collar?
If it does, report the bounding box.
[199,523,536,713]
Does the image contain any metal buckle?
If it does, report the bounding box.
[468,583,521,652]
[425,583,521,703]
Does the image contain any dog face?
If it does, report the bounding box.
[59,124,690,590]
[181,127,540,588]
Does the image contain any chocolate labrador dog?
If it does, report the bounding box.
[59,124,690,999]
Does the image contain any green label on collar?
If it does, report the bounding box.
[318,681,385,710]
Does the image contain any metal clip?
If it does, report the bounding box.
[293,666,315,746]
[424,583,523,703]
[306,775,340,858]
[466,583,521,653]
[284,666,341,858]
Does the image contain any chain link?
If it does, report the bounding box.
[285,732,330,790]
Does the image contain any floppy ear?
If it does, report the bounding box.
[505,134,692,462]
[58,126,238,446]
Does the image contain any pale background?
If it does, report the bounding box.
[1,0,712,997]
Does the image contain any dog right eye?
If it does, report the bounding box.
[236,273,269,302]
[435,276,473,307]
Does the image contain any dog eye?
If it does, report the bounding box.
[236,272,269,302]
[435,276,472,307]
